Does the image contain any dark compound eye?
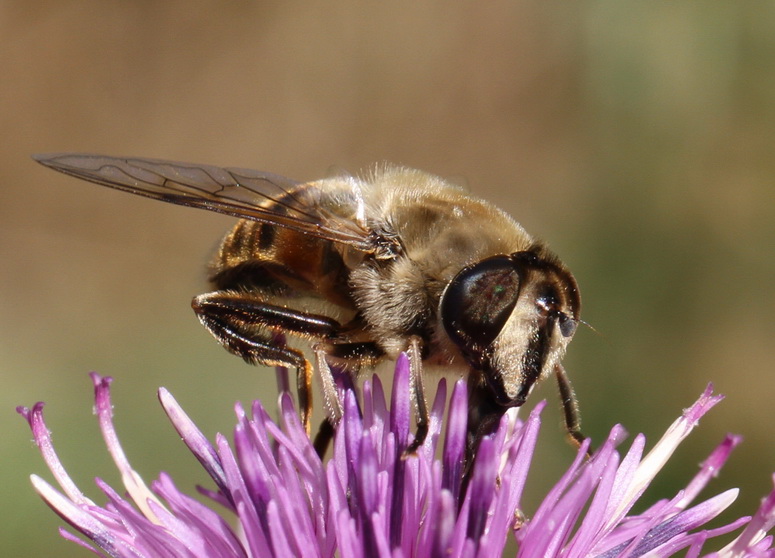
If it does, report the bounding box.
[441,255,521,359]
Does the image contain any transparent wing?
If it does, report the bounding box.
[33,153,374,251]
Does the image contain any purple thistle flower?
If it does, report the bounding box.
[18,356,775,557]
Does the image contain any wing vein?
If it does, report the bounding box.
[33,153,377,253]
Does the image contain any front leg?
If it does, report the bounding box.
[554,363,588,452]
[192,291,341,433]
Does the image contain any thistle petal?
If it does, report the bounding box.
[19,363,774,557]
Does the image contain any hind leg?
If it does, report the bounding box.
[192,291,342,433]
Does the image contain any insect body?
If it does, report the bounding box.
[34,154,584,457]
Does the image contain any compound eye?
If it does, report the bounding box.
[441,255,521,356]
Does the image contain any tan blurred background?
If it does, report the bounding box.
[3,2,775,555]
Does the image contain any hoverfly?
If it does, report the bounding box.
[34,154,584,457]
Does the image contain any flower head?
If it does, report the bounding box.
[18,356,775,557]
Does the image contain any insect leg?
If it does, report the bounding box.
[313,418,336,457]
[554,363,587,451]
[327,341,385,365]
[192,291,341,338]
[404,336,429,456]
[192,291,342,433]
[310,347,341,458]
[312,341,386,458]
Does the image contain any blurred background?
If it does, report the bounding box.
[3,2,775,555]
